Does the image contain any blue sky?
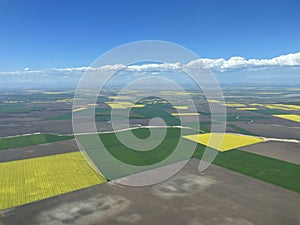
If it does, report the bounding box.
[1,0,299,71]
[0,0,300,87]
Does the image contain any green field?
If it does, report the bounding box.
[194,148,300,193]
[44,107,147,121]
[79,126,300,193]
[71,128,300,193]
[0,104,45,113]
[0,133,73,150]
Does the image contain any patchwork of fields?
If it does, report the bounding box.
[0,88,300,213]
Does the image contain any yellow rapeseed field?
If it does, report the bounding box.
[72,107,88,112]
[222,103,247,107]
[0,152,106,210]
[56,98,73,103]
[250,103,300,111]
[207,100,220,103]
[173,106,189,109]
[106,102,145,109]
[235,107,258,111]
[109,96,130,100]
[171,113,199,116]
[273,114,300,123]
[183,133,264,152]
[265,104,300,111]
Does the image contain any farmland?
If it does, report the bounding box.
[0,87,299,224]
[182,133,264,151]
[0,133,73,150]
[0,126,300,212]
[0,152,105,210]
[273,114,300,123]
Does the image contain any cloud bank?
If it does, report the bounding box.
[1,52,300,77]
[198,52,300,72]
[1,52,300,88]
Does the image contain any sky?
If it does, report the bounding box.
[0,0,300,87]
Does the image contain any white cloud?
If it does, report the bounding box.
[127,62,182,72]
[190,52,300,72]
[1,52,300,76]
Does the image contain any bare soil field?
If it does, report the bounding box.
[240,141,300,165]
[0,139,79,162]
[232,122,300,139]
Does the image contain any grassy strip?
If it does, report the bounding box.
[0,134,73,150]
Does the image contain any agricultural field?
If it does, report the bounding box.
[0,152,105,210]
[1,126,300,211]
[273,114,300,123]
[171,112,200,116]
[0,87,300,223]
[183,133,264,151]
[1,158,300,225]
[0,133,73,150]
[235,107,258,110]
[0,104,45,113]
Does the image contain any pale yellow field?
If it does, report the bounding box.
[132,104,145,108]
[287,88,300,91]
[107,103,128,109]
[207,100,220,103]
[56,98,73,103]
[265,104,300,111]
[172,113,199,116]
[236,107,258,111]
[173,106,189,109]
[223,103,247,107]
[183,133,264,152]
[273,114,300,123]
[72,107,88,112]
[107,102,145,109]
[0,152,106,210]
[175,92,194,95]
[250,103,300,111]
[109,96,130,100]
